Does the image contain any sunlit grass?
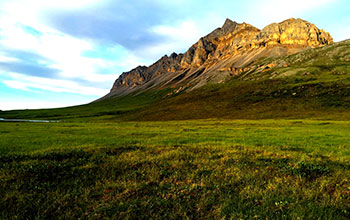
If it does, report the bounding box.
[0,119,349,219]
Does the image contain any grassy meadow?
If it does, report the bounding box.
[1,119,350,219]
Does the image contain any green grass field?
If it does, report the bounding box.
[1,119,349,219]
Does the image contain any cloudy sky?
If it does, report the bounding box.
[0,0,349,110]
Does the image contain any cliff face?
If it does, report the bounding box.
[106,18,333,97]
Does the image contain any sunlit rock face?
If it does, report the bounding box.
[256,18,333,47]
[106,18,333,97]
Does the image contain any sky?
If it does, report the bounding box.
[0,0,349,110]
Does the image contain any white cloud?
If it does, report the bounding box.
[0,0,132,100]
[0,99,89,111]
[0,0,102,27]
[4,73,109,96]
[0,22,41,51]
[0,16,124,94]
[0,55,19,63]
[2,80,32,92]
[141,12,234,58]
[139,20,207,58]
[152,20,202,43]
[0,21,94,75]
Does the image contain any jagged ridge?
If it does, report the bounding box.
[105,18,333,98]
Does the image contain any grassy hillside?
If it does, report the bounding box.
[2,77,349,121]
[0,90,168,121]
[1,120,349,219]
[128,77,350,121]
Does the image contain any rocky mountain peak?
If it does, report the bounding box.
[170,52,178,59]
[206,19,239,40]
[222,18,238,32]
[256,18,333,47]
[105,18,333,98]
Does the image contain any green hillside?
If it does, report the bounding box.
[0,90,168,121]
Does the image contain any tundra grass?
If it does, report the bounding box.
[1,119,349,219]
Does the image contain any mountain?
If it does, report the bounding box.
[1,39,349,121]
[126,39,350,121]
[103,18,333,98]
[2,18,349,122]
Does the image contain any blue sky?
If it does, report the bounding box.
[0,0,349,110]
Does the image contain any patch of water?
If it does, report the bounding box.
[0,118,59,123]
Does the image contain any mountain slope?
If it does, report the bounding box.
[104,18,333,98]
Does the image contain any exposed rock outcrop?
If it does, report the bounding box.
[105,18,333,98]
[255,18,332,47]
